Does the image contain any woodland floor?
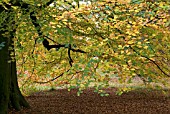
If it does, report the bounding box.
[9,88,170,114]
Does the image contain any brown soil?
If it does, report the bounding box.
[9,88,170,114]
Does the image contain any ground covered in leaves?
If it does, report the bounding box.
[9,88,170,114]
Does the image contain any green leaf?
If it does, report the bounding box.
[148,77,153,82]
[130,0,143,4]
[0,42,5,50]
[100,93,105,97]
[116,91,123,96]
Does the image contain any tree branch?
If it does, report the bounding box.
[33,69,70,84]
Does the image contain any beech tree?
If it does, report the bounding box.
[0,0,57,113]
[0,0,169,113]
[16,0,169,95]
[0,0,86,113]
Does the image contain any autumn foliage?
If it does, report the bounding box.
[14,0,170,95]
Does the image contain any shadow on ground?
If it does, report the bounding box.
[9,88,170,114]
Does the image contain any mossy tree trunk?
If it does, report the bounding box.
[0,8,30,114]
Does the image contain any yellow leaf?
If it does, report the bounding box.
[127,51,131,55]
[127,24,131,28]
[134,9,140,13]
[137,42,141,45]
[130,68,135,71]
[132,73,136,76]
[87,27,92,31]
[127,41,134,45]
[150,58,155,61]
[118,45,123,48]
[144,46,148,49]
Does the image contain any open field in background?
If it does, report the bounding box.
[18,75,170,96]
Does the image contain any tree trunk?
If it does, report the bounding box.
[9,38,30,111]
[0,9,30,114]
[0,30,10,114]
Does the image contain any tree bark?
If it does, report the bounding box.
[9,38,30,111]
[0,30,10,114]
[0,8,29,114]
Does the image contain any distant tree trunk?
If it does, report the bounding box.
[0,8,29,114]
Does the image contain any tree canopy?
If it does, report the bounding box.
[1,0,170,96]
